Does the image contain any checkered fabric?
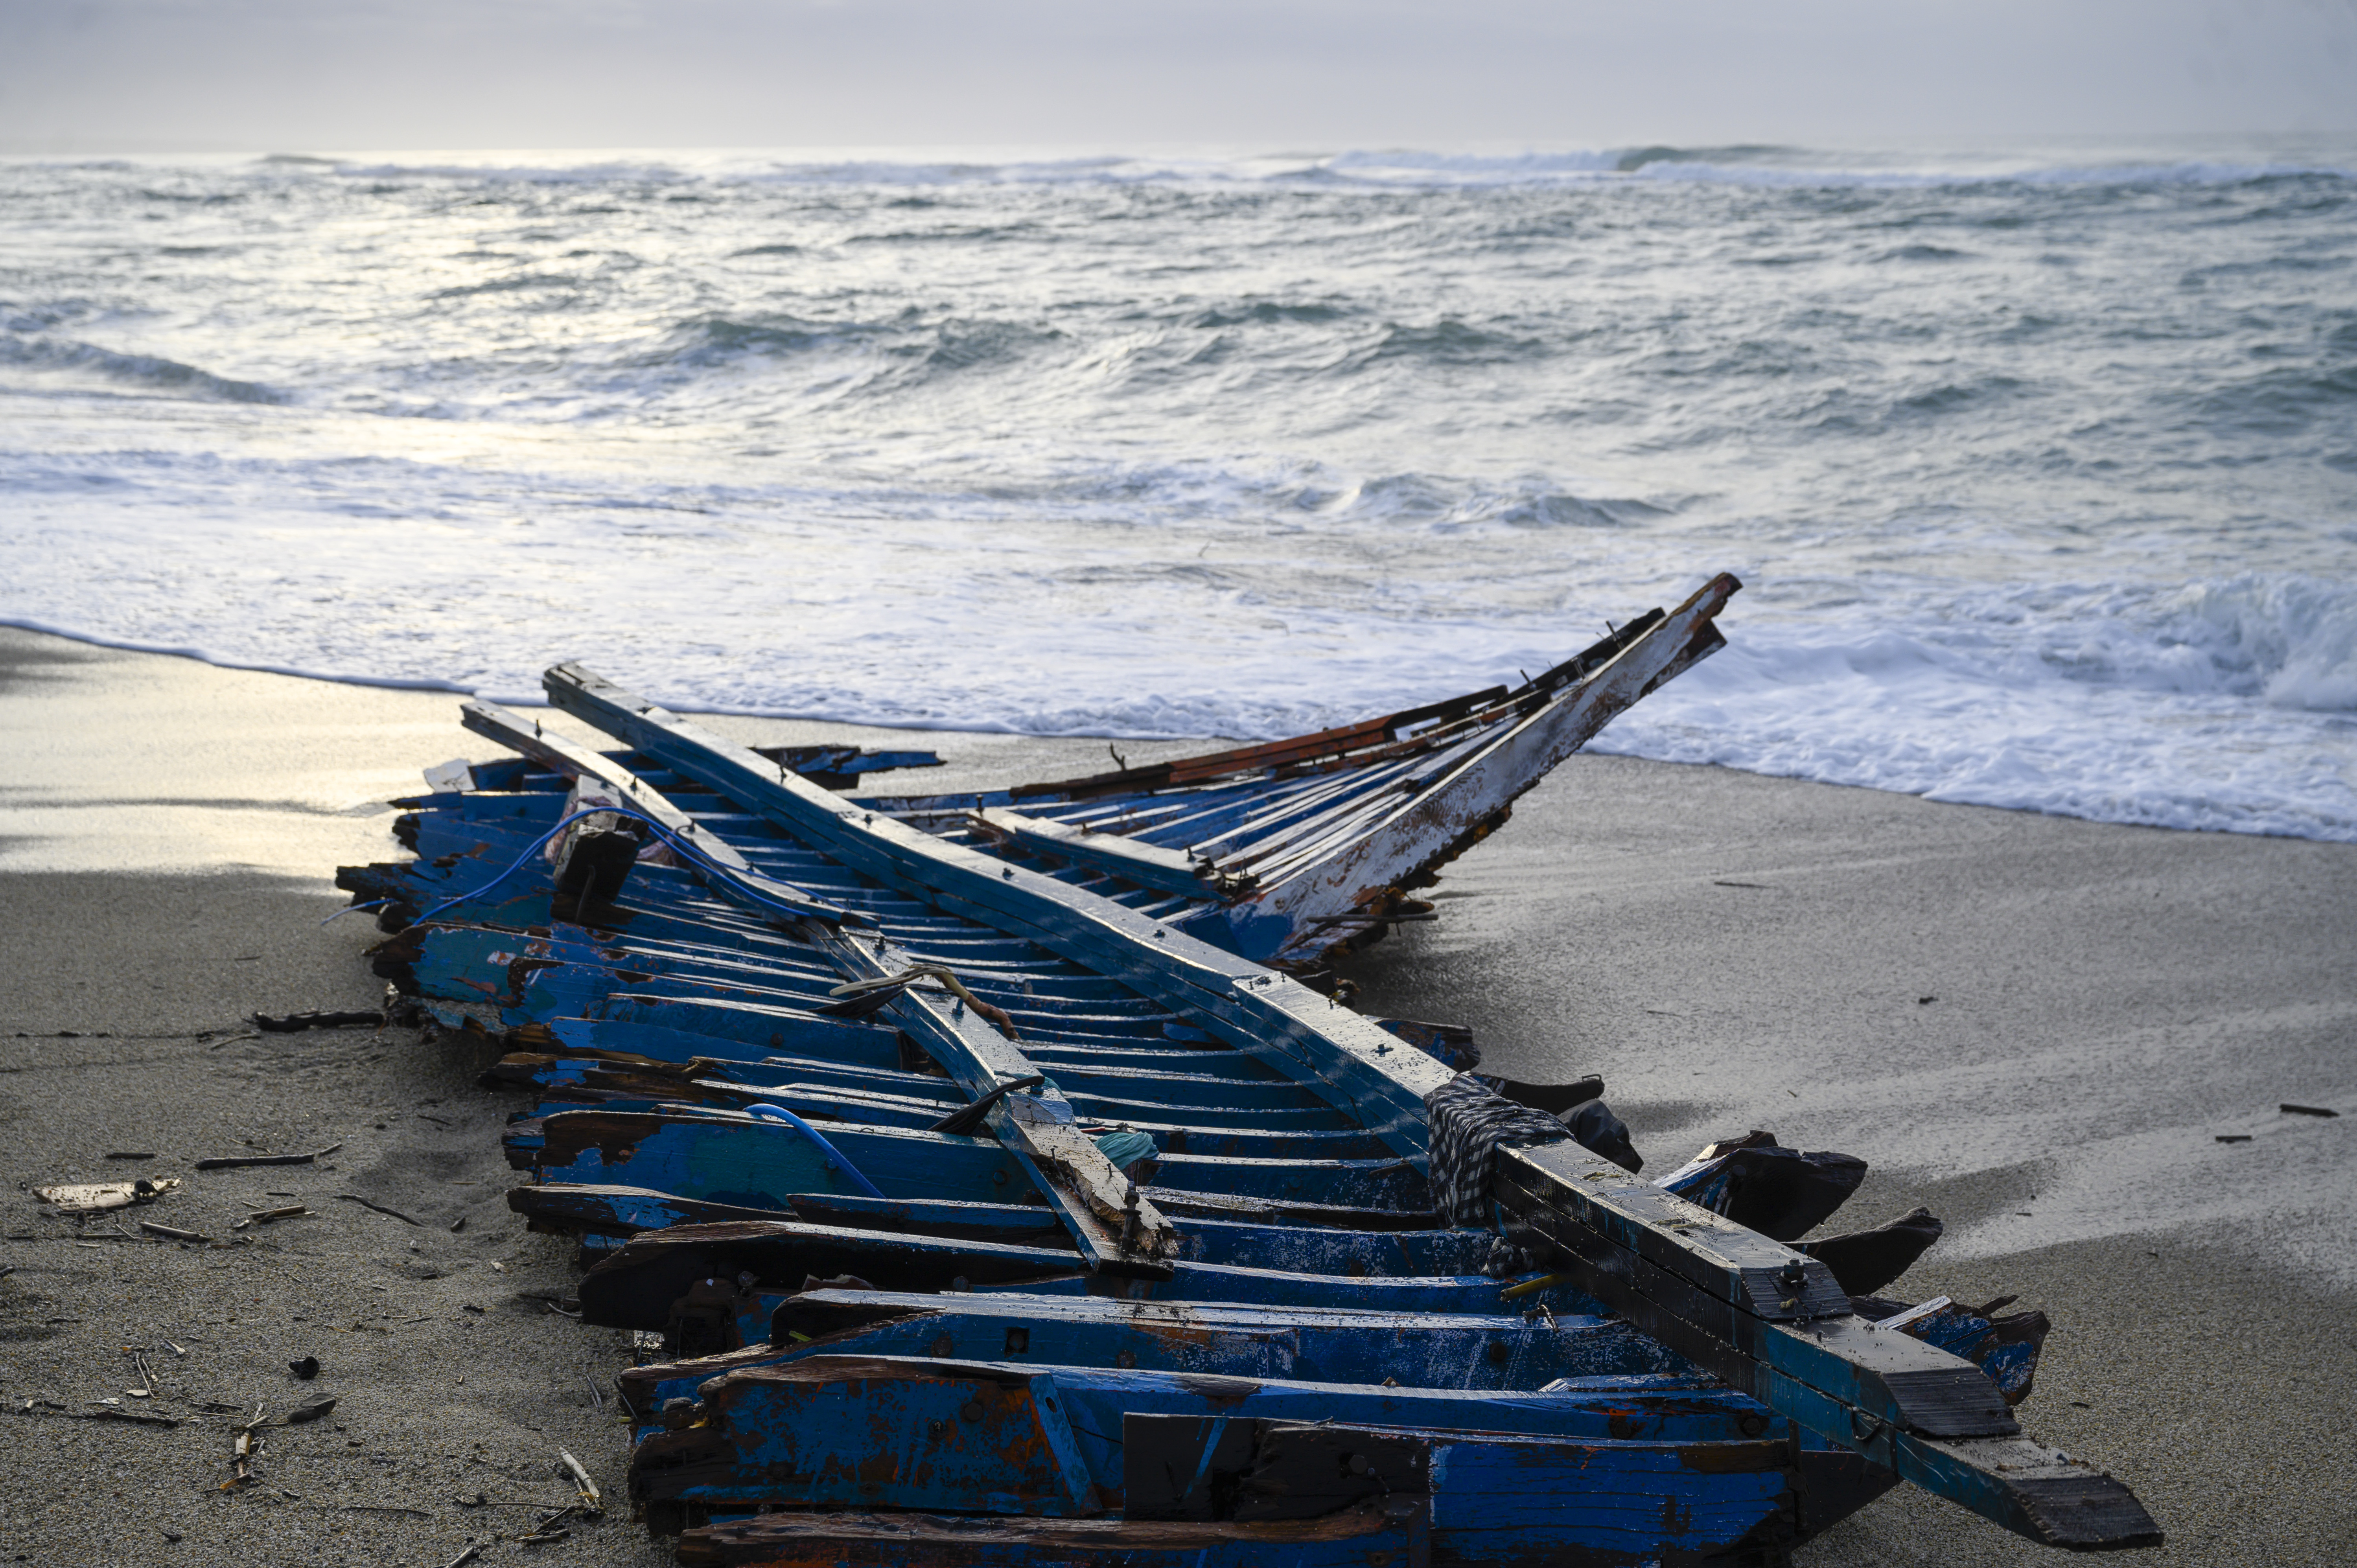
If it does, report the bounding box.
[1422,1071,1573,1228]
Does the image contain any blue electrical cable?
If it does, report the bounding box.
[741,1103,889,1199]
[395,804,845,929]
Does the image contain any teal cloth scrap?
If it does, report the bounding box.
[1091,1128,1159,1172]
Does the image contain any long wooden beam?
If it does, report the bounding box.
[538,663,2159,1551]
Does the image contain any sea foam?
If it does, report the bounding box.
[2,141,2351,842]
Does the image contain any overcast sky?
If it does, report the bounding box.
[2,0,2352,155]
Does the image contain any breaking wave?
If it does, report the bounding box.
[1,140,2351,843]
[195,144,2357,192]
[0,334,285,404]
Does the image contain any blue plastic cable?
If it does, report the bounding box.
[741,1103,889,1199]
[397,804,844,929]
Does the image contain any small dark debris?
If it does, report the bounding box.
[2216,1134,2253,1144]
[104,1152,157,1161]
[333,1193,422,1226]
[289,1356,320,1380]
[194,1143,342,1171]
[253,1010,382,1032]
[161,1531,182,1543]
[462,1304,486,1314]
[84,1407,180,1428]
[139,1221,211,1244]
[2281,1103,2339,1119]
[1918,996,1937,1005]
[449,1216,467,1233]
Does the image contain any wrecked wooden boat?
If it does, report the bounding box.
[404,578,1734,981]
[336,635,2161,1564]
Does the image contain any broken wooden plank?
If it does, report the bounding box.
[970,807,1241,899]
[632,1353,1790,1559]
[512,1108,1029,1207]
[621,1290,1685,1418]
[32,1178,180,1213]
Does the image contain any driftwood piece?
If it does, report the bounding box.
[137,1221,211,1244]
[332,1194,422,1226]
[253,1010,382,1032]
[558,1450,603,1516]
[193,1144,343,1171]
[33,1178,180,1213]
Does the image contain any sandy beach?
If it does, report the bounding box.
[3,625,2352,1566]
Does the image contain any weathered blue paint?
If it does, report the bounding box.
[1143,1154,1429,1211]
[625,1292,1689,1413]
[525,1106,1413,1213]
[718,1263,1606,1338]
[590,996,906,1066]
[1103,1259,1602,1317]
[1032,1067,1333,1112]
[525,1111,1026,1207]
[630,1354,1788,1530]
[1165,1216,1494,1275]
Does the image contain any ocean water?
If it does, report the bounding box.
[3,142,2353,839]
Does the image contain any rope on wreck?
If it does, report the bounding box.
[740,1103,889,1199]
[385,806,847,929]
[827,966,1024,1041]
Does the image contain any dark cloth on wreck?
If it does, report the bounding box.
[1423,1072,1576,1228]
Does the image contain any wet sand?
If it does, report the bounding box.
[3,627,2352,1565]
